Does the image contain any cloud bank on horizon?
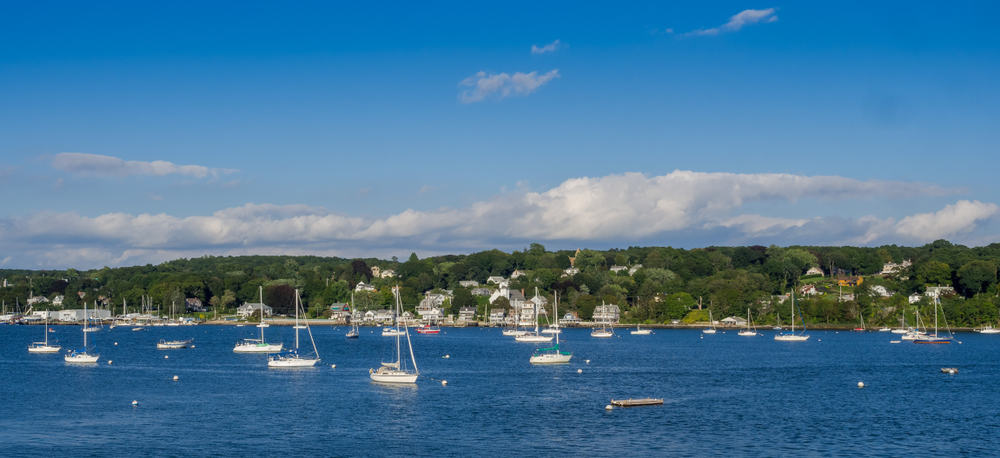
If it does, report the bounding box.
[2,170,996,269]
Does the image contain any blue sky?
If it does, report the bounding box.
[1,1,998,268]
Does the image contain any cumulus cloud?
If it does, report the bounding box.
[686,8,778,36]
[459,70,560,103]
[51,153,237,179]
[1,170,984,269]
[894,200,999,241]
[531,39,561,55]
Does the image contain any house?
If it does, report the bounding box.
[370,266,397,279]
[185,298,206,312]
[881,260,912,275]
[837,276,863,287]
[57,309,111,322]
[52,295,64,306]
[720,316,748,326]
[354,281,377,293]
[458,280,479,288]
[373,309,395,323]
[329,302,351,321]
[628,264,643,275]
[488,309,506,325]
[561,267,579,277]
[609,265,628,273]
[871,285,894,297]
[458,306,477,322]
[925,286,955,299]
[471,287,492,297]
[805,266,824,276]
[418,307,444,323]
[31,310,59,320]
[237,303,273,318]
[419,291,453,309]
[592,303,620,323]
[561,312,581,324]
[510,270,526,279]
[401,311,415,323]
[799,284,819,296]
[529,291,548,309]
[486,276,506,285]
[908,293,923,304]
[363,310,376,322]
[27,295,50,306]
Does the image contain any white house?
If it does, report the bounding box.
[488,309,506,325]
[609,265,628,273]
[871,285,894,297]
[510,270,526,279]
[561,312,581,324]
[805,266,824,276]
[561,267,580,277]
[373,309,394,323]
[628,264,643,275]
[881,260,912,275]
[592,303,620,323]
[458,280,479,288]
[52,295,64,306]
[419,291,453,309]
[57,309,111,322]
[908,293,923,304]
[458,306,477,322]
[27,296,50,306]
[486,276,506,285]
[720,316,748,326]
[925,286,955,299]
[354,281,377,293]
[237,303,273,318]
[471,287,492,297]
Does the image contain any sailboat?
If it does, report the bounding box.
[82,301,102,332]
[774,291,809,341]
[65,301,100,363]
[913,297,953,344]
[517,290,553,343]
[702,309,717,334]
[590,302,614,338]
[28,312,61,353]
[233,286,283,353]
[630,323,652,335]
[541,299,561,334]
[891,310,910,334]
[738,308,757,336]
[773,311,782,330]
[853,307,866,331]
[501,307,528,337]
[346,293,360,338]
[268,289,321,367]
[530,291,573,364]
[370,287,419,383]
[901,309,928,340]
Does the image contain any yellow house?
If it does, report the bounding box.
[838,276,863,287]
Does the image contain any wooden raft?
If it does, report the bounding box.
[611,398,664,407]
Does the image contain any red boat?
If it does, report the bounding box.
[416,325,440,334]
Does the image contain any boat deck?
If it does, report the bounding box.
[610,398,664,407]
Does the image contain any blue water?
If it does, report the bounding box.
[1,325,997,456]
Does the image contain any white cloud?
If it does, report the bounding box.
[894,200,999,242]
[686,8,778,37]
[51,153,237,179]
[459,70,560,103]
[1,170,982,269]
[531,39,561,55]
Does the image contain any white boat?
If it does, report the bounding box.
[382,327,404,337]
[516,291,554,343]
[774,291,809,342]
[268,290,321,368]
[590,301,615,338]
[630,324,652,336]
[28,313,61,353]
[65,301,99,364]
[530,292,573,365]
[913,297,953,344]
[891,311,910,333]
[703,308,717,334]
[978,326,1000,334]
[257,322,270,328]
[371,287,419,383]
[877,327,892,332]
[234,286,283,353]
[346,294,360,339]
[157,339,193,349]
[737,308,757,337]
[541,326,562,335]
[502,329,528,336]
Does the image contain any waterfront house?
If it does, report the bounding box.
[458,306,476,322]
[561,312,581,324]
[488,309,506,325]
[329,302,351,321]
[354,281,377,293]
[373,309,395,323]
[185,298,206,312]
[720,316,748,326]
[237,303,273,318]
[592,303,620,323]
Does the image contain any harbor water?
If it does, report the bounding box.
[1,326,997,455]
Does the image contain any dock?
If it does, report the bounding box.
[610,398,664,408]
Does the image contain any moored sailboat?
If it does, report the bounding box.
[268,289,321,367]
[530,292,572,364]
[65,301,100,363]
[370,287,419,383]
[233,286,283,353]
[774,291,809,342]
[28,313,61,353]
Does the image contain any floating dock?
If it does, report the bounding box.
[610,398,664,408]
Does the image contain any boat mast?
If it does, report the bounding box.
[83,299,88,348]
[294,289,300,350]
[258,285,265,342]
[554,291,560,347]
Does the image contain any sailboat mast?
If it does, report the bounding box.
[83,300,88,347]
[294,290,300,350]
[554,291,559,346]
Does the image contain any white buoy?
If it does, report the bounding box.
[605,404,613,410]
[818,339,822,342]
[114,342,118,346]
[173,375,179,381]
[331,364,336,369]
[857,381,865,388]
[441,380,448,386]
[164,355,169,359]
[443,354,450,359]
[191,345,196,348]
[131,400,139,407]
[585,359,590,364]
[108,360,113,365]
[577,368,583,374]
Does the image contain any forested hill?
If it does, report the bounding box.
[3,240,1000,327]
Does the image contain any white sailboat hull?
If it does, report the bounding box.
[28,344,62,353]
[529,353,573,364]
[515,334,553,343]
[502,329,528,336]
[64,352,100,363]
[630,330,652,335]
[540,327,562,334]
[268,356,320,367]
[590,330,614,338]
[737,331,757,337]
[702,329,716,334]
[370,369,418,384]
[233,342,283,353]
[774,334,809,341]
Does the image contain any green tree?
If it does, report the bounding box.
[916,260,952,286]
[957,260,997,296]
